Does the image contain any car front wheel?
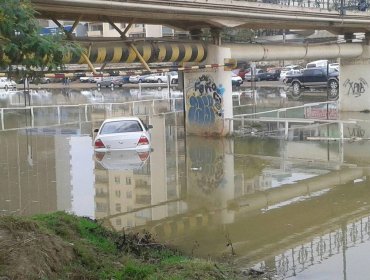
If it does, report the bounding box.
[291,82,301,96]
[328,80,339,100]
[157,79,162,83]
[328,79,339,90]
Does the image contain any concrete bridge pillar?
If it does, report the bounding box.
[339,39,370,111]
[183,45,233,136]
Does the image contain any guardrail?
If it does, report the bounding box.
[234,0,368,12]
[227,101,357,139]
[0,98,183,131]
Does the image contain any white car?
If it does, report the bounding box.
[279,65,303,80]
[143,72,178,84]
[0,78,17,90]
[93,117,152,151]
[231,73,243,86]
[129,74,151,83]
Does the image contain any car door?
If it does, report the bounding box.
[302,69,315,85]
[314,69,327,86]
[98,120,147,150]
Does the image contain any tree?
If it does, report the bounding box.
[0,0,80,78]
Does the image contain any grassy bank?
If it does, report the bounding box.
[0,212,243,280]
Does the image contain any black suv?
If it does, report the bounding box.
[284,67,339,99]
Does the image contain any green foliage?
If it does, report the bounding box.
[34,212,116,253]
[202,28,255,43]
[26,212,239,279]
[120,261,156,280]
[0,0,80,76]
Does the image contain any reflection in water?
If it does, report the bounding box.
[0,87,183,107]
[2,89,370,279]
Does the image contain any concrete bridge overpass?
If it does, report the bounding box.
[31,0,370,34]
[28,0,370,136]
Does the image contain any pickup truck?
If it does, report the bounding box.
[284,67,339,99]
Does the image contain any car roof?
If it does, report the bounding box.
[102,116,142,123]
[304,66,323,69]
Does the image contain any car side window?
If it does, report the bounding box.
[313,69,323,76]
[100,120,143,134]
[304,69,314,76]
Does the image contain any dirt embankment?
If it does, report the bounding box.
[0,212,251,280]
[0,216,75,279]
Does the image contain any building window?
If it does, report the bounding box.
[126,177,131,185]
[115,203,121,212]
[115,176,121,184]
[115,190,121,197]
[126,191,132,199]
[90,24,103,32]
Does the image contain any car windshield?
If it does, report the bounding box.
[100,120,143,134]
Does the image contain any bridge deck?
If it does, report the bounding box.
[31,0,370,33]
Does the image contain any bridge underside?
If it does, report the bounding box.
[31,0,370,34]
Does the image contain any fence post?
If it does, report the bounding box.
[285,120,289,140]
[1,109,4,130]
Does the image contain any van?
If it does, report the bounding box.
[306,60,328,69]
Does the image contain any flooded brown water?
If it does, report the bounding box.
[1,86,370,279]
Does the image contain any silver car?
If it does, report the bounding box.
[129,74,151,83]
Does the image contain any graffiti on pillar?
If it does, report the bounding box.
[189,143,224,194]
[347,125,365,138]
[186,74,225,125]
[343,78,368,97]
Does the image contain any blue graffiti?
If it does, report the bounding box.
[188,95,215,124]
[188,75,224,124]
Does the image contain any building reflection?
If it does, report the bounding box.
[0,116,94,216]
[95,112,187,231]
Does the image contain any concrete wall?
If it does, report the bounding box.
[339,45,370,111]
[183,45,233,136]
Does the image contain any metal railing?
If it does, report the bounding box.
[234,0,369,12]
[0,98,184,131]
[227,101,358,139]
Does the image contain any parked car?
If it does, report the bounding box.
[284,67,339,99]
[232,73,243,86]
[265,68,281,81]
[244,69,267,81]
[233,68,250,80]
[143,72,178,84]
[279,65,303,81]
[97,76,125,88]
[79,76,91,83]
[0,78,17,90]
[93,117,153,151]
[129,74,151,83]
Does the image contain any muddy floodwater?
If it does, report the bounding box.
[1,86,370,279]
